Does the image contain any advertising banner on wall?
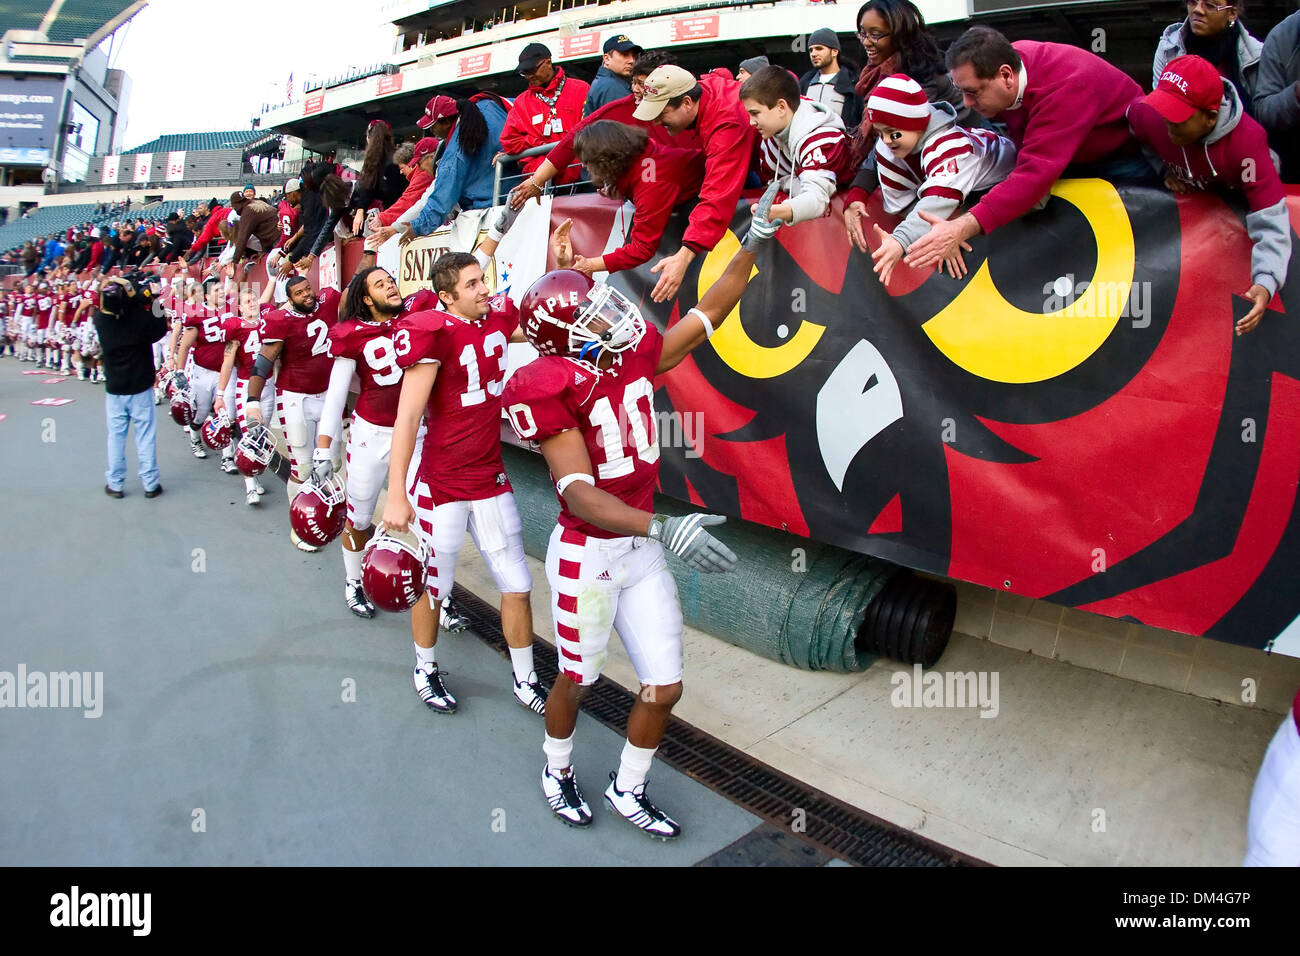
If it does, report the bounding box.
[0,76,63,165]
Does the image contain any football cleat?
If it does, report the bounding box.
[513,673,548,716]
[190,436,207,459]
[542,765,592,828]
[245,489,261,506]
[290,528,322,553]
[603,773,681,841]
[219,457,240,474]
[345,581,376,619]
[413,663,456,713]
[439,596,469,633]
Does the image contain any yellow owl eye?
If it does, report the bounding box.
[922,179,1137,384]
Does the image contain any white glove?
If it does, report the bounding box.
[488,203,521,243]
[648,513,738,573]
[742,180,783,253]
[311,447,334,486]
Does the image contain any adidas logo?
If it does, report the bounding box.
[596,570,612,581]
[574,371,584,385]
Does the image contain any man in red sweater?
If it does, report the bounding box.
[186,201,228,264]
[905,27,1145,271]
[633,65,758,302]
[499,43,589,185]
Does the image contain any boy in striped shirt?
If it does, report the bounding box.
[740,65,857,229]
[853,74,1016,285]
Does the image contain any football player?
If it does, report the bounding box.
[174,276,234,457]
[245,274,342,551]
[31,281,55,369]
[380,217,547,717]
[499,199,773,838]
[314,267,441,618]
[216,280,278,495]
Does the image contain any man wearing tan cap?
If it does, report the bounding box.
[632,64,756,302]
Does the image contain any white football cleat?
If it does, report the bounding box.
[542,765,592,828]
[603,773,681,841]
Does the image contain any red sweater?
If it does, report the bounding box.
[678,72,758,254]
[379,166,432,226]
[547,95,701,182]
[969,41,1142,235]
[602,140,707,273]
[500,67,590,181]
[187,205,228,255]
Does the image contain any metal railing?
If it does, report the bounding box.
[491,142,592,207]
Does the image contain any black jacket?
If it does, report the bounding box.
[94,284,168,395]
[349,162,408,212]
[799,67,864,133]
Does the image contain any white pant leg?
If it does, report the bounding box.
[545,525,623,687]
[610,539,684,687]
[191,365,221,422]
[466,492,531,595]
[1244,710,1300,866]
[408,488,470,606]
[344,414,392,530]
[277,389,324,482]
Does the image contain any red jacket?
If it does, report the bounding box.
[187,205,228,256]
[500,67,590,181]
[677,71,758,254]
[546,95,697,178]
[602,140,707,273]
[89,241,104,269]
[969,42,1142,235]
[379,166,433,226]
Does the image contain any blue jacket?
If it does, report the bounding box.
[410,97,508,237]
[41,240,64,268]
[583,65,631,116]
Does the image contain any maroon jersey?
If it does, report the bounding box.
[33,293,54,330]
[276,200,299,247]
[223,304,272,380]
[183,304,231,371]
[260,287,341,394]
[325,289,441,428]
[502,325,664,539]
[395,294,518,505]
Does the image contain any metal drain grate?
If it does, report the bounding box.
[451,584,986,868]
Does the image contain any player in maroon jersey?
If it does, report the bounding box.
[245,276,342,551]
[499,205,771,837]
[175,276,235,458]
[269,178,303,280]
[380,241,546,717]
[217,280,278,499]
[313,267,441,618]
[31,281,55,369]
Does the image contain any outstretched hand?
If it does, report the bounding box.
[551,218,574,269]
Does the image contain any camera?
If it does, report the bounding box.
[98,270,156,315]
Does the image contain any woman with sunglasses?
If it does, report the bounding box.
[1154,0,1264,116]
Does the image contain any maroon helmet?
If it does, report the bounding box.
[289,474,347,547]
[234,424,275,476]
[517,269,645,359]
[361,527,428,613]
[169,387,196,427]
[200,411,233,450]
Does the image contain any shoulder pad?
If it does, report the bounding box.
[504,356,592,405]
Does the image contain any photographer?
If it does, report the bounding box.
[94,274,168,499]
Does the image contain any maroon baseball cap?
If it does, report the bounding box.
[1144,55,1224,124]
[411,137,440,163]
[416,95,458,130]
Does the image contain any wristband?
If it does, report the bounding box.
[688,308,713,340]
[647,513,667,541]
[555,473,595,496]
[473,249,492,271]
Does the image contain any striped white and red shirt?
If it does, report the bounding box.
[875,103,1017,250]
[758,98,856,225]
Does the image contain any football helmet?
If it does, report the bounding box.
[201,411,233,450]
[289,474,348,547]
[518,270,645,360]
[361,526,428,613]
[234,423,276,476]
[169,387,197,427]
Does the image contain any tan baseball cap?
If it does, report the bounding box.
[633,65,698,121]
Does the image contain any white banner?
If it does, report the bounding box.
[100,155,119,185]
[132,152,152,183]
[165,150,186,181]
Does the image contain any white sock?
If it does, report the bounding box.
[615,741,657,793]
[414,643,436,670]
[342,546,364,583]
[287,478,301,502]
[222,445,234,461]
[544,733,574,775]
[508,645,535,684]
[189,427,201,442]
